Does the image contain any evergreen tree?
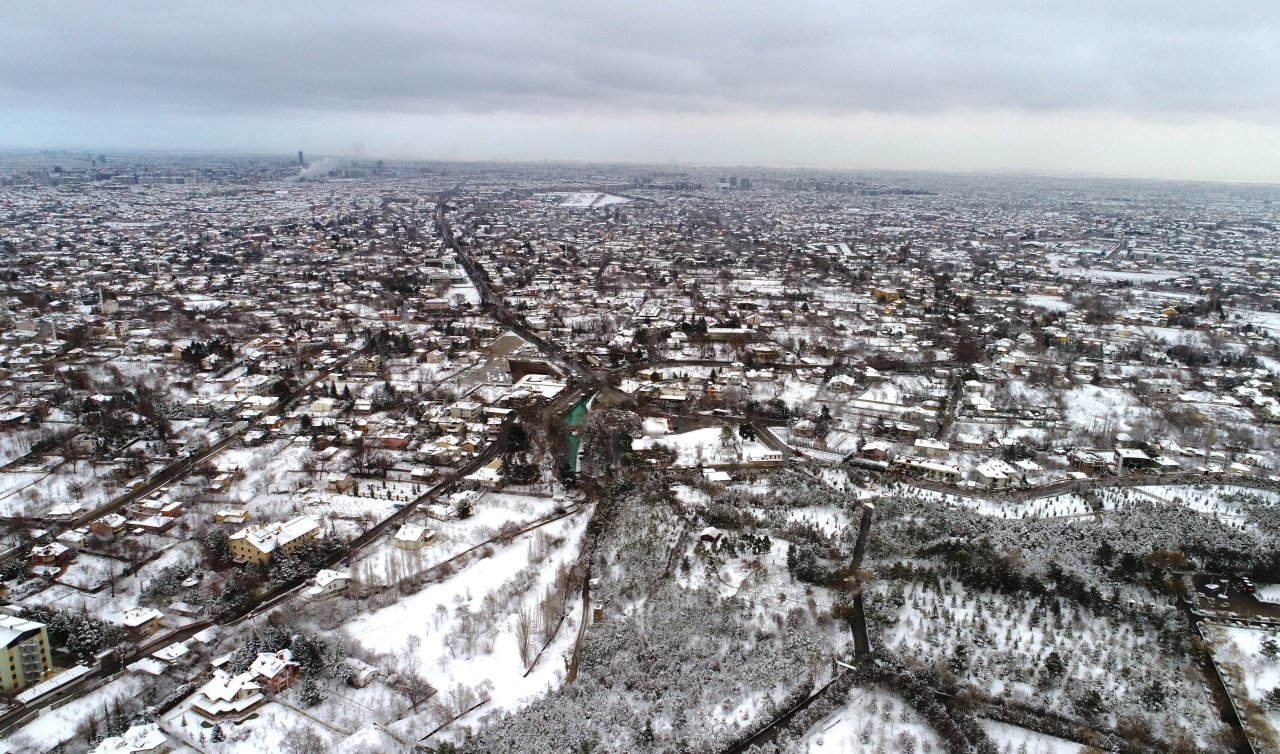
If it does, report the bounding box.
[1073,685,1107,717]
[1262,638,1280,661]
[299,678,322,707]
[1042,650,1066,679]
[1141,678,1167,710]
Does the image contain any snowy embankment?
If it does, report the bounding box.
[1206,622,1280,746]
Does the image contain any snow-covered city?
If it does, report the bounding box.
[4,3,1280,753]
[0,153,1279,754]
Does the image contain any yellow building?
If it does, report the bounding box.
[0,615,53,692]
[228,516,321,566]
[872,287,901,302]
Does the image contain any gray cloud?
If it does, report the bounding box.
[3,1,1280,181]
[2,1,1278,119]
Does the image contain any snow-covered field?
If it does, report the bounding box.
[980,719,1084,753]
[349,491,563,586]
[1257,584,1280,605]
[1060,384,1156,439]
[548,192,632,208]
[166,700,338,754]
[651,426,779,467]
[1022,295,1074,313]
[0,455,153,518]
[0,427,57,466]
[20,537,203,624]
[793,686,946,754]
[344,511,589,738]
[907,485,1098,520]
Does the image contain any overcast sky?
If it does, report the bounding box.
[2,1,1278,180]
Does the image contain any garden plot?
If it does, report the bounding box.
[859,375,943,407]
[786,506,854,538]
[790,685,946,754]
[1059,385,1158,440]
[671,483,712,508]
[197,441,417,529]
[1257,583,1280,604]
[0,426,58,465]
[817,430,861,456]
[0,455,153,518]
[947,492,1097,520]
[772,378,823,407]
[207,440,314,501]
[388,358,468,389]
[1133,485,1254,526]
[55,552,125,591]
[873,578,1221,746]
[816,467,855,492]
[21,538,204,624]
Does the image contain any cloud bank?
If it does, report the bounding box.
[2,1,1278,179]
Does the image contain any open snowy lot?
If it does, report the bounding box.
[0,454,158,518]
[349,490,565,587]
[650,426,780,467]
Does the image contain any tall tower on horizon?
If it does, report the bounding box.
[297,150,304,166]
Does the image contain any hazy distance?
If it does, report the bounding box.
[2,1,1278,181]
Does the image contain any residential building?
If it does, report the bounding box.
[0,615,53,692]
[227,516,321,565]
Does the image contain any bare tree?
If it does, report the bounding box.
[279,724,327,754]
[389,667,436,713]
[516,607,534,667]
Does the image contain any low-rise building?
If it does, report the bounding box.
[305,569,351,599]
[248,649,300,694]
[227,516,321,566]
[113,607,164,638]
[393,524,435,551]
[191,669,264,719]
